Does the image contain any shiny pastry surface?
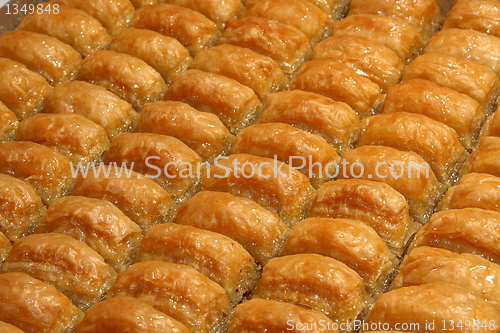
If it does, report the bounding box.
[481,107,500,137]
[0,231,11,268]
[442,0,500,38]
[462,136,500,177]
[0,102,18,144]
[0,321,24,333]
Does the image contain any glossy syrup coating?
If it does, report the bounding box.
[0,321,25,333]
[0,230,11,268]
[442,0,500,38]
[462,136,500,177]
[481,105,500,137]
[0,102,18,144]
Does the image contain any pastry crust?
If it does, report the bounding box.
[232,123,340,188]
[109,28,192,83]
[227,299,339,333]
[382,79,483,150]
[0,141,74,206]
[17,5,111,58]
[252,253,371,324]
[164,69,261,134]
[257,90,360,153]
[192,44,288,99]
[0,174,46,241]
[357,112,468,185]
[43,81,139,140]
[201,154,316,225]
[0,103,18,144]
[175,191,289,266]
[480,106,500,137]
[218,17,312,75]
[283,217,397,295]
[332,14,422,63]
[290,60,384,118]
[136,223,260,305]
[339,146,445,223]
[462,136,500,177]
[36,196,143,272]
[0,272,84,333]
[309,179,415,254]
[0,322,24,333]
[107,261,232,333]
[0,31,82,86]
[2,233,116,311]
[442,0,500,38]
[305,0,349,19]
[412,208,500,264]
[312,35,405,93]
[77,50,167,111]
[104,132,202,201]
[75,295,192,333]
[131,3,220,57]
[0,58,53,120]
[0,231,11,269]
[16,113,110,166]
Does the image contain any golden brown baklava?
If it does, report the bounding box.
[0,231,11,268]
[442,0,500,38]
[481,106,500,137]
[0,102,18,144]
[0,321,24,333]
[462,136,500,177]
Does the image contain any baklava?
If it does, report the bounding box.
[442,0,500,38]
[0,322,24,333]
[462,136,500,177]
[481,106,500,137]
[0,231,11,268]
[0,103,18,144]
[305,0,349,20]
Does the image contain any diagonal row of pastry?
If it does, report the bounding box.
[1,0,500,332]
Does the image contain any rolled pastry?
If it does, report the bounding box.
[481,106,500,137]
[257,90,360,153]
[75,295,191,333]
[201,154,316,225]
[0,322,24,333]
[0,141,74,206]
[191,44,288,99]
[36,196,143,272]
[2,233,116,311]
[136,223,260,304]
[289,59,384,118]
[109,28,192,83]
[175,191,289,265]
[0,174,46,241]
[218,17,312,75]
[312,35,404,93]
[0,31,82,85]
[164,69,261,134]
[43,81,139,140]
[0,58,53,120]
[305,0,349,20]
[442,0,500,38]
[107,261,232,333]
[131,3,220,57]
[0,231,11,268]
[16,113,110,165]
[17,5,111,57]
[0,103,18,143]
[0,272,84,333]
[462,136,500,177]
[77,50,167,111]
[104,132,202,201]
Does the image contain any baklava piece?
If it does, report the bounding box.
[109,28,192,83]
[201,154,316,225]
[442,0,500,38]
[357,112,468,185]
[312,35,405,93]
[305,0,349,20]
[252,254,371,324]
[43,81,139,140]
[17,5,111,58]
[332,14,422,63]
[175,191,289,266]
[381,79,483,150]
[257,90,360,153]
[0,58,53,120]
[462,136,500,177]
[0,231,11,268]
[131,3,220,57]
[51,0,134,34]
[218,17,312,75]
[16,113,110,166]
[0,31,82,85]
[36,196,143,272]
[412,208,500,264]
[289,60,384,118]
[0,141,74,206]
[107,261,232,333]
[104,132,202,202]
[0,272,84,333]
[192,44,288,100]
[340,146,445,223]
[481,106,500,137]
[232,123,340,188]
[0,174,46,241]
[2,233,116,311]
[164,69,261,134]
[77,50,167,111]
[309,179,416,255]
[283,218,397,295]
[72,168,176,232]
[366,283,500,330]
[75,295,191,333]
[136,223,260,305]
[228,299,338,333]
[0,103,18,144]
[0,322,24,333]
[140,101,234,163]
